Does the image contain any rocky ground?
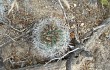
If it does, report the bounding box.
[0,0,110,70]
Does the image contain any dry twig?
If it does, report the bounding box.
[61,0,70,9]
[85,18,110,50]
[58,0,68,25]
[8,0,19,15]
[44,48,80,66]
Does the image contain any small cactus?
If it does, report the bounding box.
[32,17,70,60]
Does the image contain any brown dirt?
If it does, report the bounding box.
[0,0,110,70]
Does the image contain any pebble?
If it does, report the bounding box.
[80,23,84,27]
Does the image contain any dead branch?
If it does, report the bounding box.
[44,48,80,66]
[85,18,110,50]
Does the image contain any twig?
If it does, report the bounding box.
[58,0,68,25]
[58,0,80,43]
[44,48,80,66]
[8,0,19,15]
[85,18,110,50]
[93,24,105,31]
[61,0,70,9]
[5,34,16,42]
[74,24,80,43]
[44,58,59,66]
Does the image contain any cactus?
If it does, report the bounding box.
[32,17,70,60]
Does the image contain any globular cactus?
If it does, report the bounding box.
[32,17,70,62]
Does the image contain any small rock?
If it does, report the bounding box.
[74,4,77,7]
[80,23,84,27]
